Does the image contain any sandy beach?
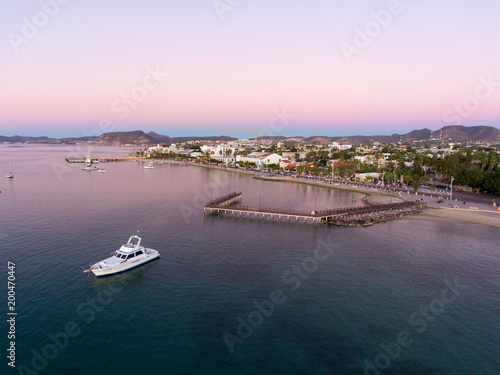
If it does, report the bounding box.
[407,207,500,228]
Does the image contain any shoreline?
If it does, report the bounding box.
[254,175,410,206]
[162,159,500,228]
[406,207,500,228]
[166,159,402,204]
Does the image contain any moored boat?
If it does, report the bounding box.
[81,154,100,171]
[83,235,159,277]
[7,160,14,178]
[82,165,99,171]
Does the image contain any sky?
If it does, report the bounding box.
[1,0,499,138]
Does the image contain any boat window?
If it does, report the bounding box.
[135,250,143,256]
[121,254,127,259]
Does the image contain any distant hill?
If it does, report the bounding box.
[1,125,499,145]
[0,135,52,143]
[437,125,500,141]
[0,131,170,146]
[299,126,499,145]
[251,136,290,141]
[171,136,237,143]
[84,130,171,145]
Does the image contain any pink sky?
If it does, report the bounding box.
[1,0,499,137]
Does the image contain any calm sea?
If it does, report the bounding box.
[1,145,499,375]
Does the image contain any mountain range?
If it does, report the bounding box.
[1,126,499,146]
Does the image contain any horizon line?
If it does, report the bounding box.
[1,124,499,140]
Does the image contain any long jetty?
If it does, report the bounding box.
[65,156,147,163]
[204,192,424,225]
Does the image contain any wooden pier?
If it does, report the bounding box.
[65,156,147,163]
[204,192,424,225]
[205,192,242,206]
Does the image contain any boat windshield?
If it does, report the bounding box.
[125,237,140,248]
[114,247,144,260]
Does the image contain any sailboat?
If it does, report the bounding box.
[6,160,13,179]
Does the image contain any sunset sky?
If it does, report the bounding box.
[1,0,499,138]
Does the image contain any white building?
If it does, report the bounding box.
[354,172,381,182]
[236,152,283,167]
[331,142,353,151]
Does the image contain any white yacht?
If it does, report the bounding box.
[83,235,160,277]
[144,162,154,169]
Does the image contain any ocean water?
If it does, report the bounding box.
[1,145,499,375]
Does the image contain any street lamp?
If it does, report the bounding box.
[450,176,455,202]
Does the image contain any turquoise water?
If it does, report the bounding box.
[1,145,499,375]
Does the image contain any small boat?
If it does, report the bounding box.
[81,154,100,171]
[98,169,106,173]
[144,163,154,169]
[7,160,14,178]
[83,235,160,277]
[82,164,99,171]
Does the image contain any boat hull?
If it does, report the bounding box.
[91,251,159,277]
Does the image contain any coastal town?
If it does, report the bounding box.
[142,135,500,196]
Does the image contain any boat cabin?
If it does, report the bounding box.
[114,236,145,260]
[113,249,144,260]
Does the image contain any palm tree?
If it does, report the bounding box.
[488,152,499,172]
